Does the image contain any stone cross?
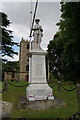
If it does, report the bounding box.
[32,19,43,49]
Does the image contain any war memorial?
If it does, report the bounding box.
[18,19,65,110]
[26,19,54,101]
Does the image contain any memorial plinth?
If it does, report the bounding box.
[26,49,54,101]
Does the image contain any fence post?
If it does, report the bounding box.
[57,81,61,92]
[76,84,80,114]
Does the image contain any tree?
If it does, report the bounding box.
[2,61,19,72]
[47,32,64,79]
[0,12,19,62]
[59,2,80,81]
[47,2,80,81]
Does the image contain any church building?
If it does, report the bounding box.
[19,38,29,81]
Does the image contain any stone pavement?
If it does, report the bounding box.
[18,96,67,110]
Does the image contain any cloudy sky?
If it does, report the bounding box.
[1,1,61,61]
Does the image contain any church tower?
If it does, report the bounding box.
[19,38,29,81]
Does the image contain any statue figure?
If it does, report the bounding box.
[32,19,43,49]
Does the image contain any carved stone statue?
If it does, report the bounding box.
[32,19,43,49]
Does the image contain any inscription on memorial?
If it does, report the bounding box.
[35,63,43,76]
[33,55,44,63]
[33,55,44,77]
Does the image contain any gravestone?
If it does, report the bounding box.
[26,19,54,101]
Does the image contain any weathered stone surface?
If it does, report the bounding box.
[26,50,54,101]
[0,101,13,118]
[32,19,43,50]
[26,83,53,101]
[19,38,29,81]
[27,20,54,101]
[18,96,66,110]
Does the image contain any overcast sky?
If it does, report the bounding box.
[1,1,61,61]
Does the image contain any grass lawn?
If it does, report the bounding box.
[2,80,79,119]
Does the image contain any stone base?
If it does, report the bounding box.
[0,101,13,118]
[18,96,66,110]
[26,84,53,101]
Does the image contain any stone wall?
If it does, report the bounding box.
[4,72,19,81]
[4,72,12,81]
